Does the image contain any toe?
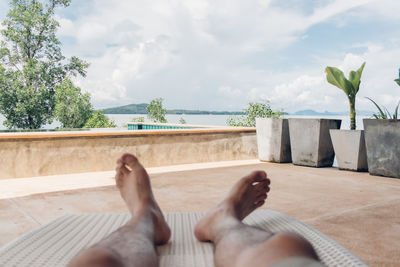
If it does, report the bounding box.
[253,180,270,192]
[255,193,267,202]
[115,159,130,186]
[121,153,139,169]
[244,170,268,184]
[115,160,130,175]
[254,200,265,208]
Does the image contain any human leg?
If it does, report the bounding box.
[194,171,319,267]
[69,153,171,267]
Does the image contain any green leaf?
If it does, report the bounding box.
[383,107,392,119]
[84,110,116,128]
[349,62,366,94]
[366,97,387,119]
[395,79,400,87]
[54,77,93,128]
[394,101,400,120]
[325,66,354,96]
[146,98,167,123]
[0,0,89,129]
[226,101,283,127]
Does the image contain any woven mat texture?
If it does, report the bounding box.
[0,210,367,267]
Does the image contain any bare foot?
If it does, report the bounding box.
[115,153,171,245]
[194,171,270,242]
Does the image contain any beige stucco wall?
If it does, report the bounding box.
[0,128,257,179]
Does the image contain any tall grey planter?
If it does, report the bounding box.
[256,118,291,163]
[363,119,400,178]
[288,118,341,167]
[329,129,368,172]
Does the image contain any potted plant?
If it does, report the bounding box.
[324,62,368,171]
[252,102,290,163]
[363,78,400,178]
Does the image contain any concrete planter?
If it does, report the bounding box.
[288,118,341,167]
[256,118,291,163]
[363,119,400,178]
[329,129,368,171]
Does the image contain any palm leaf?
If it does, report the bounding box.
[366,97,387,119]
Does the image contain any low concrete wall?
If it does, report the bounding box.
[0,128,257,179]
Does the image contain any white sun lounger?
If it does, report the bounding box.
[0,210,367,267]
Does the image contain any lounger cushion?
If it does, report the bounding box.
[0,210,366,266]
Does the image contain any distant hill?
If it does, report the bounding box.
[102,103,244,115]
[102,104,374,117]
[291,109,374,116]
[167,109,243,115]
[292,109,343,116]
[103,103,148,114]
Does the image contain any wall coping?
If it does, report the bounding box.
[0,127,256,140]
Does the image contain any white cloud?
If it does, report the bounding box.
[47,0,400,112]
[57,17,75,36]
[267,75,334,112]
[352,0,400,21]
[262,45,400,113]
[306,0,374,26]
[218,86,243,97]
[0,0,396,113]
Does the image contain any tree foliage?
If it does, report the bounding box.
[83,110,116,128]
[54,78,93,128]
[146,98,167,123]
[0,0,88,129]
[131,116,145,122]
[227,101,283,127]
[179,117,186,124]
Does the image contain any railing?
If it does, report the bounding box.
[0,127,257,179]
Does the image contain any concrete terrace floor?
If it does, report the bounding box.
[1,160,400,267]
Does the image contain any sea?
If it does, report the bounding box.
[0,114,370,130]
[0,113,371,130]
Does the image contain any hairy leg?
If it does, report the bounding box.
[195,171,319,267]
[69,153,171,267]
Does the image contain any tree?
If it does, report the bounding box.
[54,78,93,128]
[131,116,145,122]
[146,98,167,123]
[83,110,116,128]
[179,117,186,124]
[227,101,283,127]
[0,0,88,129]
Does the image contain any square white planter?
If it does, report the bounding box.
[329,129,368,171]
[288,118,341,167]
[256,118,291,163]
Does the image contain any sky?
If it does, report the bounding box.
[1,0,400,113]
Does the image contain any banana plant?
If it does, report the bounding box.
[325,62,366,130]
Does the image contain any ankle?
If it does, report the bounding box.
[195,209,240,242]
[128,206,152,223]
